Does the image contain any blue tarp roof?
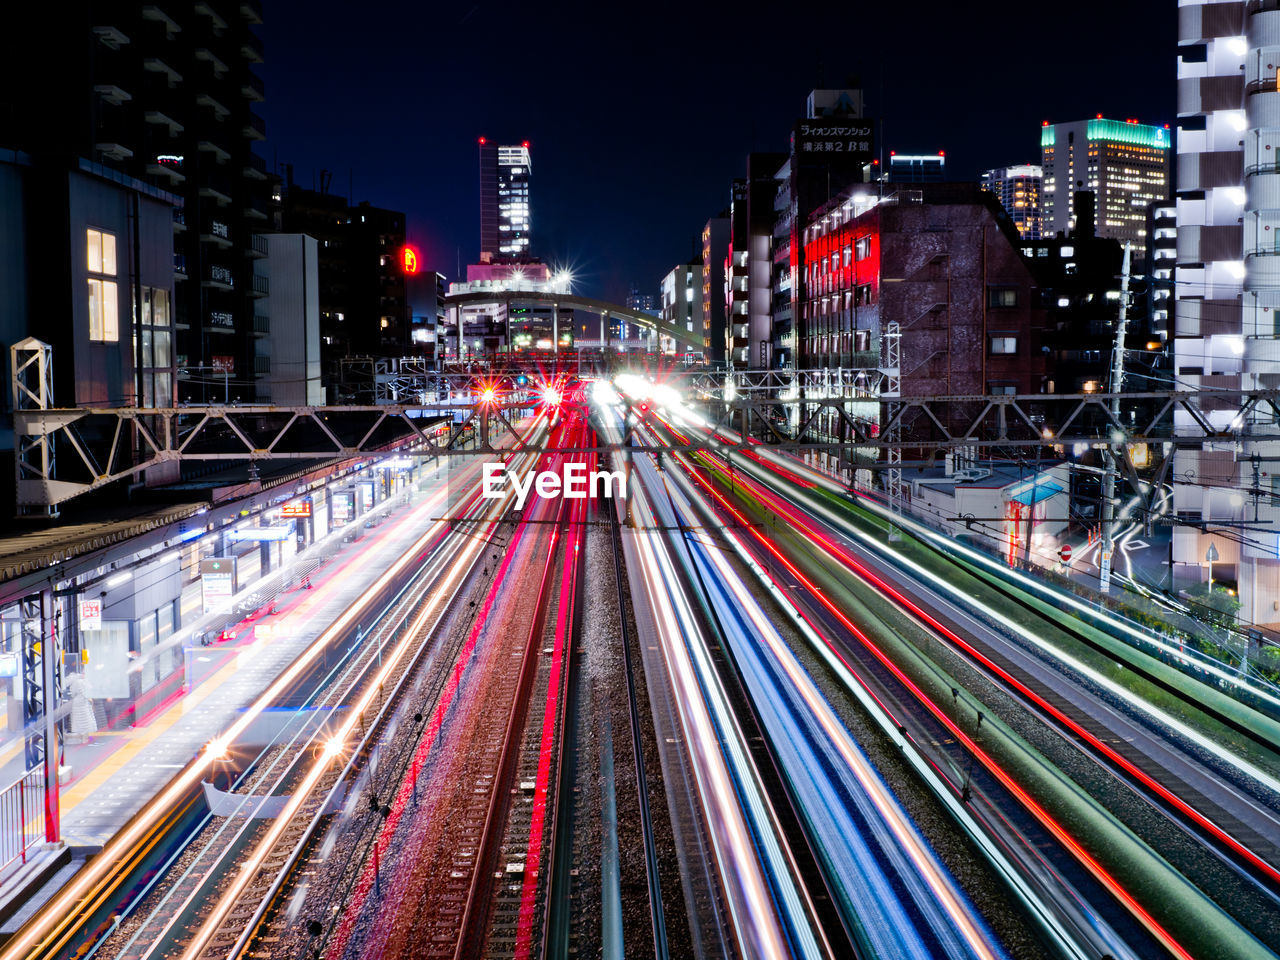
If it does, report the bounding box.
[1009,480,1065,506]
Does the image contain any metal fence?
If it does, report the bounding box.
[0,767,45,874]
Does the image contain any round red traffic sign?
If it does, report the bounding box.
[1059,544,1072,562]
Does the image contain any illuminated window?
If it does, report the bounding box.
[854,236,871,261]
[87,228,119,342]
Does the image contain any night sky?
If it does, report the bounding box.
[261,2,1176,303]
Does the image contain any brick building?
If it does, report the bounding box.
[800,184,1048,401]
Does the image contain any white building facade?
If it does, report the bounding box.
[660,263,705,356]
[1176,0,1280,627]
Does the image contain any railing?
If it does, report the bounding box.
[1248,0,1280,13]
[0,768,46,874]
[251,274,269,296]
[251,233,268,256]
[1245,163,1280,177]
[1246,78,1280,96]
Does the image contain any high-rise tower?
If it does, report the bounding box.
[478,139,531,261]
[1041,117,1170,256]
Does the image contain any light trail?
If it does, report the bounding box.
[650,451,1006,960]
[666,454,1103,960]
[625,474,815,959]
[513,408,590,960]
[690,442,1280,889]
[180,422,556,960]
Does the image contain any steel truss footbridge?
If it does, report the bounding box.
[13,351,1280,520]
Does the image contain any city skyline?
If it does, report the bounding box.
[259,1,1175,302]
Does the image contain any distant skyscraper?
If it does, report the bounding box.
[1040,117,1170,255]
[981,164,1044,240]
[478,139,532,261]
[626,284,658,315]
[888,153,946,183]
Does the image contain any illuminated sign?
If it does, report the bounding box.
[211,355,235,373]
[793,120,875,160]
[200,557,237,614]
[331,491,354,525]
[401,245,420,275]
[281,499,312,518]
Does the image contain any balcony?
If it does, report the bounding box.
[252,312,270,335]
[174,253,187,277]
[240,0,263,23]
[197,139,230,162]
[241,34,264,63]
[243,111,266,141]
[92,25,130,49]
[146,159,186,185]
[95,142,134,161]
[196,93,230,119]
[141,6,181,35]
[196,49,229,78]
[93,84,131,106]
[243,151,267,180]
[243,197,269,220]
[142,57,182,85]
[144,110,184,137]
[242,70,264,101]
[1246,249,1280,286]
[172,208,186,232]
[193,3,228,30]
[249,274,269,297]
[198,173,233,205]
[249,233,269,258]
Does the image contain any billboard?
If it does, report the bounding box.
[331,490,354,525]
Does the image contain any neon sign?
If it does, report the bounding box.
[401,245,420,275]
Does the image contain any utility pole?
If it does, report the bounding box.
[1099,242,1132,593]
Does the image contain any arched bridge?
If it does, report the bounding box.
[443,290,706,352]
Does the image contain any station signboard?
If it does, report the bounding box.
[200,557,237,614]
[282,499,312,518]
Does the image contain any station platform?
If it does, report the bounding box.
[0,471,449,879]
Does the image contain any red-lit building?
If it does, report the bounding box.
[800,183,1047,400]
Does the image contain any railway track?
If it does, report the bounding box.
[188,440,551,960]
[101,534,459,960]
[663,423,1280,958]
